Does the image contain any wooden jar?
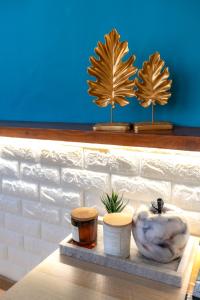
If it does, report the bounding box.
[103,213,132,258]
[71,207,98,248]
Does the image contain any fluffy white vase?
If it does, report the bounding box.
[132,204,189,263]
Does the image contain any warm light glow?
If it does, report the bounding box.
[0,136,200,157]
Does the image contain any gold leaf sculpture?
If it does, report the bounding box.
[134,52,173,132]
[87,29,137,131]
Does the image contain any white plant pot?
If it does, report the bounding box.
[132,204,189,263]
[103,213,132,258]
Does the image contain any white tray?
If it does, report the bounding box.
[59,225,198,287]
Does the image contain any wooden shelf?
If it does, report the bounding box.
[0,121,199,151]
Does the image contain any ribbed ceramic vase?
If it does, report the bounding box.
[103,213,132,258]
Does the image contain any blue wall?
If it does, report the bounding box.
[0,0,199,126]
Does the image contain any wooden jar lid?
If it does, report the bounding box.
[103,213,132,227]
[71,207,98,221]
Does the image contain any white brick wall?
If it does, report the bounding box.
[84,190,106,216]
[0,159,19,178]
[5,214,40,237]
[40,186,82,208]
[112,175,171,205]
[21,163,60,185]
[0,137,199,281]
[0,228,23,247]
[40,145,83,167]
[8,247,41,271]
[41,222,70,243]
[61,168,110,192]
[84,148,139,175]
[0,142,40,162]
[24,236,57,258]
[0,195,21,214]
[22,200,60,224]
[0,244,7,260]
[141,152,200,184]
[2,180,38,200]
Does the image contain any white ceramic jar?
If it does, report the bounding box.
[103,213,132,258]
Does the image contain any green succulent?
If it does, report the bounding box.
[101,190,128,213]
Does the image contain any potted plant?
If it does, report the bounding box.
[101,191,128,213]
[101,191,132,258]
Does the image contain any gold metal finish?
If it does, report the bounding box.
[134,121,173,133]
[87,29,137,131]
[134,52,173,132]
[88,29,137,108]
[93,122,131,132]
[135,52,172,108]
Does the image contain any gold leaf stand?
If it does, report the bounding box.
[93,122,131,132]
[134,122,173,133]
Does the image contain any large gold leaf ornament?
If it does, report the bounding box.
[87,29,137,122]
[134,52,173,132]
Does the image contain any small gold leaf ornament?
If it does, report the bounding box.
[87,29,137,132]
[134,52,173,132]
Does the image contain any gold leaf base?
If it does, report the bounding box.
[93,122,131,132]
[134,122,173,133]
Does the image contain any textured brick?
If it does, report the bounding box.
[109,149,140,175]
[84,148,139,175]
[183,210,200,236]
[0,195,21,214]
[41,222,70,243]
[141,153,174,181]
[112,175,171,204]
[23,218,41,237]
[0,244,7,259]
[171,184,200,212]
[24,236,57,256]
[174,155,200,184]
[8,247,42,270]
[41,145,83,167]
[141,152,200,184]
[84,149,110,171]
[84,190,106,216]
[5,213,40,237]
[61,208,75,227]
[61,209,71,226]
[61,168,110,192]
[21,163,60,184]
[0,259,27,281]
[0,158,18,178]
[1,139,200,282]
[23,200,60,224]
[1,142,39,162]
[2,179,38,200]
[0,212,4,225]
[40,186,82,208]
[0,228,23,247]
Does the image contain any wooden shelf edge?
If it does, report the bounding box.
[0,122,199,151]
